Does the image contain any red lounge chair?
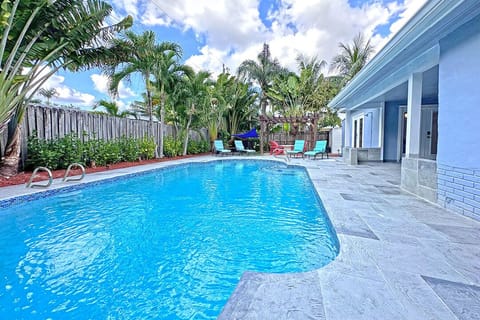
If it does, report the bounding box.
[269,141,285,155]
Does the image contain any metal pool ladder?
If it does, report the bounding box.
[26,163,86,188]
[26,166,53,188]
[273,149,290,163]
[63,163,86,182]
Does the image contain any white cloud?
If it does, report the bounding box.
[35,70,95,107]
[389,0,428,36]
[140,0,267,50]
[90,74,136,99]
[109,0,426,78]
[91,74,109,95]
[109,0,139,18]
[371,0,428,53]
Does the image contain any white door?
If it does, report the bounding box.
[420,106,438,159]
[352,115,364,148]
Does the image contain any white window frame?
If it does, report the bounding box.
[352,113,364,148]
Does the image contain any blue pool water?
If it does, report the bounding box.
[0,160,339,319]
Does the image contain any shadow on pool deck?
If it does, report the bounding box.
[218,158,480,320]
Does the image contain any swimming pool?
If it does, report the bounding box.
[0,160,339,319]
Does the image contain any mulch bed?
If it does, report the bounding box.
[0,153,210,188]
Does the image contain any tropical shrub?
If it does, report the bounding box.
[56,134,84,168]
[26,133,208,170]
[139,137,156,160]
[163,137,182,157]
[26,136,61,170]
[118,137,140,162]
[187,140,210,154]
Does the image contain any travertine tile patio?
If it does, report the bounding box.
[219,157,480,320]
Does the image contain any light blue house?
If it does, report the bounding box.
[329,0,480,220]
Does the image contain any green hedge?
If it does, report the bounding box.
[26,133,209,170]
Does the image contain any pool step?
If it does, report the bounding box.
[218,271,325,319]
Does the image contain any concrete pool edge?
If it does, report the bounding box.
[0,156,285,204]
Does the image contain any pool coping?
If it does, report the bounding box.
[0,156,290,206]
[2,155,480,319]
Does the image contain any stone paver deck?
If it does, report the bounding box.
[219,157,480,320]
[1,156,479,319]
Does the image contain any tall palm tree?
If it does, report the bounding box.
[129,92,161,120]
[107,32,182,158]
[151,46,187,157]
[0,0,131,176]
[178,70,211,156]
[107,32,157,142]
[238,43,286,116]
[238,43,286,153]
[297,55,328,111]
[331,33,374,85]
[38,88,58,106]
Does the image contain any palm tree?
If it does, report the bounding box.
[38,88,58,106]
[129,92,162,121]
[179,69,211,156]
[93,99,136,118]
[238,43,286,115]
[151,46,187,157]
[107,31,160,149]
[0,0,131,176]
[238,43,287,153]
[267,72,303,116]
[331,33,374,85]
[224,77,258,136]
[297,55,328,111]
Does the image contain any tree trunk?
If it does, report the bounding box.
[259,97,267,155]
[146,88,159,159]
[0,125,22,177]
[260,120,265,155]
[182,110,193,156]
[159,90,166,158]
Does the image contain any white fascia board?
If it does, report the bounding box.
[330,0,477,110]
[337,45,440,112]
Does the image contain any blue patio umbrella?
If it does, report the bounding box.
[232,128,258,139]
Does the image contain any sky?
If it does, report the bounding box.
[40,0,427,111]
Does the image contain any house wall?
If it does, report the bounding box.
[437,17,480,220]
[363,108,380,148]
[341,120,345,154]
[350,108,380,148]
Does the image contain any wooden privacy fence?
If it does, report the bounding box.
[0,105,207,164]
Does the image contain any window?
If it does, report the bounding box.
[352,114,364,148]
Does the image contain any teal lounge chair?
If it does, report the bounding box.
[286,140,305,158]
[214,140,231,156]
[304,140,328,159]
[234,140,255,154]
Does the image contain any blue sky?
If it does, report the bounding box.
[41,0,426,110]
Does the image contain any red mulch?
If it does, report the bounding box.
[0,153,210,188]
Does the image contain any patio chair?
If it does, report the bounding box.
[269,140,285,155]
[286,140,305,158]
[214,140,232,156]
[304,140,328,159]
[234,140,255,154]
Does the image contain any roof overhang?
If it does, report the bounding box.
[329,0,480,112]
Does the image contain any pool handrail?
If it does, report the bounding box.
[63,163,86,182]
[26,166,53,188]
